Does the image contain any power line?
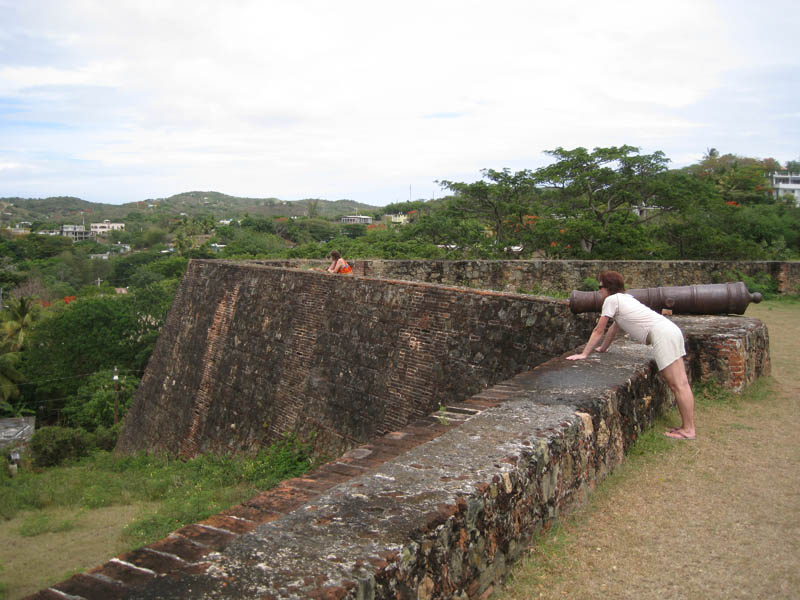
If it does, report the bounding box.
[14,368,145,389]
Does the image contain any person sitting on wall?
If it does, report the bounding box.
[327,250,353,274]
[566,270,696,440]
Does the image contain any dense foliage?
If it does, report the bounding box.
[0,145,797,438]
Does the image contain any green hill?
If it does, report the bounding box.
[0,192,381,226]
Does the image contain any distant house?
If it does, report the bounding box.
[770,171,800,205]
[90,220,125,235]
[341,215,373,225]
[59,225,92,242]
[390,213,409,224]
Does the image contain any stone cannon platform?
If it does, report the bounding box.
[26,315,769,600]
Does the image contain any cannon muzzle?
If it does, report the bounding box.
[569,282,763,315]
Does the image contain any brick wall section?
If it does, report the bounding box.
[116,261,596,458]
[34,316,769,600]
[680,315,771,392]
[254,259,800,294]
[180,283,241,458]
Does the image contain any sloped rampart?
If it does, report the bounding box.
[116,261,595,458]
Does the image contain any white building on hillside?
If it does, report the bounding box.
[770,172,800,205]
[90,220,125,235]
[341,215,372,225]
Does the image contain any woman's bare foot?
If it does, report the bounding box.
[665,429,696,440]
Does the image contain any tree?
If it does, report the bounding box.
[1,296,42,351]
[0,342,24,407]
[17,234,73,259]
[531,146,672,255]
[306,199,320,219]
[62,369,140,430]
[685,151,778,205]
[218,229,288,258]
[438,168,537,250]
[109,251,165,287]
[22,283,177,421]
[341,223,367,239]
[403,213,488,257]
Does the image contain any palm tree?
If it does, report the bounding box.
[0,341,24,408]
[1,295,41,351]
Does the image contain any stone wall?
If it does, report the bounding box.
[41,315,770,600]
[116,261,595,459]
[253,259,800,294]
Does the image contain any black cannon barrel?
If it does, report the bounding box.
[569,281,763,315]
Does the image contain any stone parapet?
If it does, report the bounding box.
[116,261,596,459]
[253,259,800,295]
[32,315,770,600]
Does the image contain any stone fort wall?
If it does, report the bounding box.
[116,261,596,458]
[253,259,800,294]
[54,314,769,600]
[45,260,771,600]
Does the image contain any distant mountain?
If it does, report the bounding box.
[0,192,382,226]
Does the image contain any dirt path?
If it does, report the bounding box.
[496,301,800,599]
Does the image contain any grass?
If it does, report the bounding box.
[497,299,800,599]
[17,510,85,537]
[499,378,760,597]
[0,433,315,547]
[517,286,569,299]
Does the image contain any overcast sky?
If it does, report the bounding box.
[1,0,798,206]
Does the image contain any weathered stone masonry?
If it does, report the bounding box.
[254,259,800,295]
[37,310,769,600]
[33,261,768,600]
[117,260,597,458]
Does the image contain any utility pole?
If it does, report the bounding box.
[113,367,119,425]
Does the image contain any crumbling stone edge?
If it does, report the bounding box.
[25,317,769,600]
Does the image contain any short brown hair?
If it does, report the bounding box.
[599,270,625,294]
[329,250,341,261]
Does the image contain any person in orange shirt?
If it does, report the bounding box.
[326,250,352,274]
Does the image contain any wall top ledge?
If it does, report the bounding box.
[116,315,767,600]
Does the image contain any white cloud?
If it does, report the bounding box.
[0,0,798,203]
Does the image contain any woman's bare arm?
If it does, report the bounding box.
[596,321,619,352]
[567,316,610,360]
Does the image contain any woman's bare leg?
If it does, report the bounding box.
[660,357,696,439]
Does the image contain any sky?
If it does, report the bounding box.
[1,0,798,206]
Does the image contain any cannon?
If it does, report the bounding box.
[569,281,763,315]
